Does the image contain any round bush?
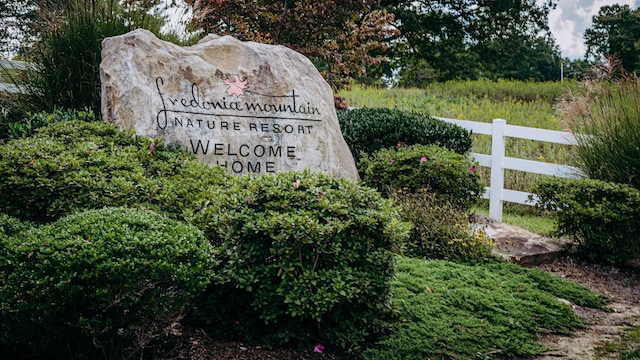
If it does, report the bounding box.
[192,170,410,350]
[0,213,32,239]
[0,207,215,358]
[338,107,472,163]
[359,144,484,209]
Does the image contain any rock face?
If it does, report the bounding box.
[100,29,358,180]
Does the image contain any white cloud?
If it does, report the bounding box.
[549,0,639,59]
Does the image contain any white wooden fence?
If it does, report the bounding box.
[435,117,585,221]
[0,59,32,93]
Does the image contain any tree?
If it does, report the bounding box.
[184,0,398,90]
[584,4,640,74]
[381,0,560,85]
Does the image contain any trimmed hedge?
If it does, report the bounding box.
[359,144,483,209]
[338,107,472,163]
[0,207,215,359]
[532,177,640,264]
[191,170,410,351]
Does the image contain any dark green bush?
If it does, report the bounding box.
[391,189,496,263]
[192,170,410,351]
[532,177,640,264]
[0,207,214,359]
[359,144,483,209]
[338,107,472,163]
[0,120,231,223]
[0,213,32,239]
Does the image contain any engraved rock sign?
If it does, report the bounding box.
[100,29,358,180]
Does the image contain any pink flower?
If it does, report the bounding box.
[149,144,156,150]
[313,344,325,353]
[389,159,394,164]
[234,320,240,326]
[420,157,428,162]
[470,167,476,173]
[295,179,301,189]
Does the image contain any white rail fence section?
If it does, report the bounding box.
[435,117,585,221]
[0,59,33,93]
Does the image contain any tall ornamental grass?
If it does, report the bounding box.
[558,76,640,189]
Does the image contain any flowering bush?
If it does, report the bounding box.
[192,170,410,351]
[392,189,496,263]
[359,144,484,210]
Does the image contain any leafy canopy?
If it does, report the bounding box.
[184,0,398,90]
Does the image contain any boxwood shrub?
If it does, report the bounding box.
[0,119,231,223]
[532,177,640,264]
[0,207,215,359]
[338,107,472,163]
[359,144,483,210]
[191,170,410,351]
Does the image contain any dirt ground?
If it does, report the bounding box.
[533,257,640,360]
[152,256,640,360]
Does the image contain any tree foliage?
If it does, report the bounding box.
[184,0,398,90]
[584,4,640,75]
[381,0,561,85]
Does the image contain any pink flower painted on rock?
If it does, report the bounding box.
[420,157,428,162]
[224,75,248,96]
[313,344,325,353]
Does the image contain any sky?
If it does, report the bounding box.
[548,0,639,59]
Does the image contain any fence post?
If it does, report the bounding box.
[489,119,506,221]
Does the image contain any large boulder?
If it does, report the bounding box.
[100,29,358,180]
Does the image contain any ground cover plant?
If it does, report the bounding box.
[363,257,609,360]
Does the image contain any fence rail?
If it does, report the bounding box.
[0,59,33,93]
[435,117,584,221]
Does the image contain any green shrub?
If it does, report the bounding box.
[0,120,231,223]
[192,170,410,351]
[532,177,640,264]
[0,213,32,239]
[359,144,483,209]
[558,76,640,189]
[6,107,97,139]
[337,107,472,163]
[0,207,214,359]
[392,189,496,263]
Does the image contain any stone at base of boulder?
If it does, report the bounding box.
[472,214,572,266]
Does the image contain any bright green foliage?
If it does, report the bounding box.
[359,144,483,209]
[392,189,495,263]
[532,177,640,264]
[0,207,215,359]
[0,120,231,223]
[337,107,472,163]
[192,170,410,350]
[363,257,608,360]
[559,77,640,189]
